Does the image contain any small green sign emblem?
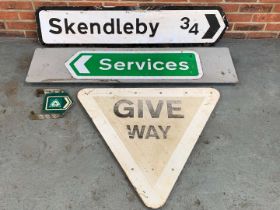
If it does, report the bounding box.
[65,51,203,80]
[43,92,73,114]
[49,99,62,108]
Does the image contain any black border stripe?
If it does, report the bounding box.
[36,6,228,47]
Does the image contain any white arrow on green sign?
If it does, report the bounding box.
[65,51,203,80]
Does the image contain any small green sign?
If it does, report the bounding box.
[65,51,203,80]
[43,92,73,114]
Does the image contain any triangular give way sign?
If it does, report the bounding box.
[78,88,220,208]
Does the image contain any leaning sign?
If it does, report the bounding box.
[65,51,203,80]
[36,6,228,46]
[78,88,220,208]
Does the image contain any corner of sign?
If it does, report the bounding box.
[77,88,94,99]
[197,70,204,80]
[77,89,87,99]
[25,77,30,83]
[25,76,33,83]
[142,198,166,210]
[139,190,169,209]
[208,88,220,99]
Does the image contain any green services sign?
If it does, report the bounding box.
[65,51,203,80]
[43,92,73,114]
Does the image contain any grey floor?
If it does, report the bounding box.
[0,38,279,210]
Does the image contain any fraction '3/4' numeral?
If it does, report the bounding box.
[180,17,199,35]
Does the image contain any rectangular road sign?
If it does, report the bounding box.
[65,51,202,80]
[36,6,228,46]
[26,47,238,84]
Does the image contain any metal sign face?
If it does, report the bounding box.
[65,51,202,80]
[43,92,73,114]
[36,6,228,46]
[78,88,220,208]
[26,48,238,84]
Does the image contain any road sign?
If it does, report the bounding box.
[78,88,220,208]
[65,51,202,80]
[36,6,228,46]
[26,48,238,84]
[43,92,73,114]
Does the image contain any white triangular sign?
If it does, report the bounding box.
[78,88,220,208]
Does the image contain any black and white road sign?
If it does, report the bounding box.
[36,6,228,46]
